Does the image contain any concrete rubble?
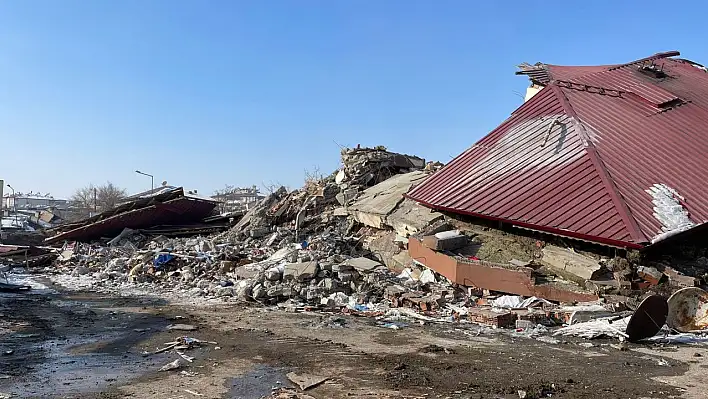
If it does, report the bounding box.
[24,145,708,344]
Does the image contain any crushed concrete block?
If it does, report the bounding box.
[249,227,270,238]
[422,231,468,251]
[220,261,235,273]
[335,188,359,206]
[215,286,234,297]
[267,285,284,297]
[265,267,282,281]
[234,265,259,280]
[266,232,279,246]
[251,284,266,299]
[637,266,663,286]
[390,251,413,272]
[332,263,354,273]
[283,261,319,281]
[337,270,357,282]
[318,278,337,292]
[72,266,90,276]
[515,319,535,329]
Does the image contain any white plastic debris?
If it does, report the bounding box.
[159,359,181,372]
[553,316,631,339]
[491,295,550,309]
[419,269,436,284]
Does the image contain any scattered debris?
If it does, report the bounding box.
[167,324,197,331]
[159,359,181,372]
[286,372,329,391]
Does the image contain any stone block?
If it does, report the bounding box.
[283,261,320,281]
[422,232,468,251]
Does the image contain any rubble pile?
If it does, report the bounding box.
[46,147,458,310]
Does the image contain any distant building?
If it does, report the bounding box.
[2,192,68,211]
[212,186,264,213]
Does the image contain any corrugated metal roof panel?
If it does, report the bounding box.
[408,86,634,247]
[409,51,708,248]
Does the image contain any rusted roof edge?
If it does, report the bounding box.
[608,51,681,71]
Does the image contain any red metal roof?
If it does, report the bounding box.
[408,51,708,248]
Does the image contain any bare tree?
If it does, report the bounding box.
[261,181,288,195]
[70,184,96,211]
[97,182,127,210]
[303,166,325,194]
[213,184,236,197]
[70,182,127,214]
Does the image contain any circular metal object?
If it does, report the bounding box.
[626,294,668,342]
[667,287,708,332]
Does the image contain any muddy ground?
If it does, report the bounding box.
[0,278,705,399]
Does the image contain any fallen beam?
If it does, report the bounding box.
[408,237,598,303]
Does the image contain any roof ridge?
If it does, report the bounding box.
[608,51,680,71]
[549,84,648,243]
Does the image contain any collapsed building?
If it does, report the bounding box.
[407,51,708,295]
[27,51,708,336]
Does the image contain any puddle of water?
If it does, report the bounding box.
[0,325,170,397]
[0,274,171,398]
[227,365,292,399]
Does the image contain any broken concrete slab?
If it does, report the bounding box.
[541,246,604,283]
[387,198,444,237]
[344,257,383,273]
[348,171,429,229]
[664,266,698,287]
[283,261,319,281]
[333,207,349,217]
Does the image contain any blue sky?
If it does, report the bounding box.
[0,1,704,198]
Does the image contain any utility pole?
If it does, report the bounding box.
[94,187,98,215]
[6,184,17,226]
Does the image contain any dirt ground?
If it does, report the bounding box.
[0,278,705,399]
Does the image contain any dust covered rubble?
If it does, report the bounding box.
[44,146,454,310]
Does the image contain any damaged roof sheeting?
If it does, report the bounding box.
[45,187,218,244]
[408,51,708,248]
